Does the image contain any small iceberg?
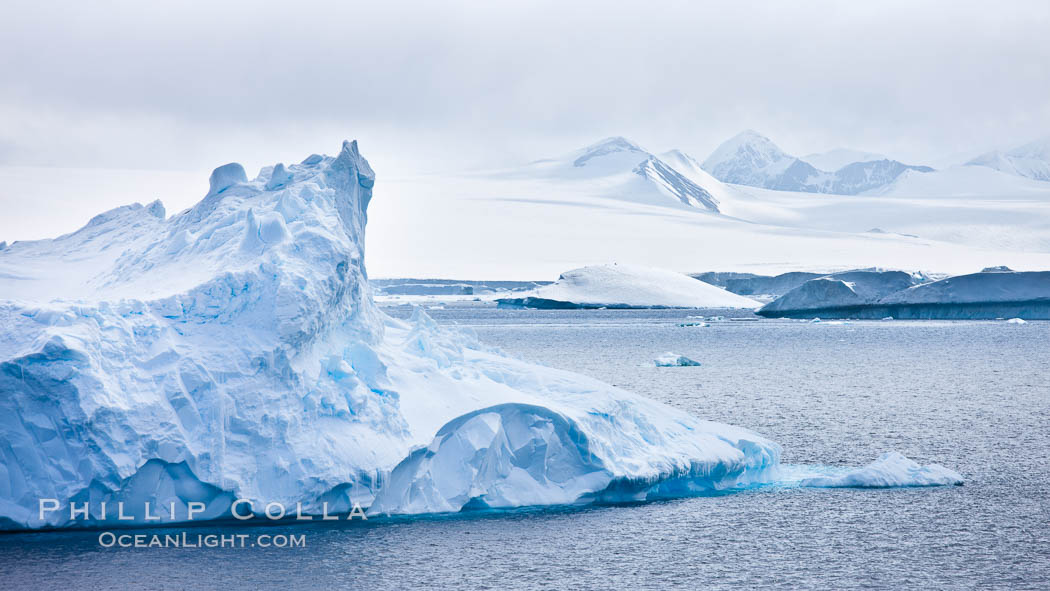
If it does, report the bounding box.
[653,352,701,367]
[798,452,963,488]
[1006,318,1027,324]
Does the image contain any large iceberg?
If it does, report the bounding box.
[496,264,761,309]
[0,141,781,530]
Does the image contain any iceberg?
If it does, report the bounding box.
[797,453,964,488]
[653,353,701,367]
[0,140,782,530]
[496,264,761,309]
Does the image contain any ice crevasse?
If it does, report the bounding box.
[0,141,958,530]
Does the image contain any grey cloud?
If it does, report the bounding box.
[1,0,1049,171]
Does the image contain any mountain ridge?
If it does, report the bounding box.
[702,131,933,194]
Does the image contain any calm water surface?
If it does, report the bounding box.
[2,304,1048,590]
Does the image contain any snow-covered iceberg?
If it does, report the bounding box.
[797,453,964,488]
[0,141,783,530]
[496,264,761,309]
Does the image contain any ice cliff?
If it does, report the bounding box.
[758,270,920,316]
[758,268,1050,319]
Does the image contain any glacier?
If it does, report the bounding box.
[757,270,922,317]
[0,141,960,530]
[758,268,1050,319]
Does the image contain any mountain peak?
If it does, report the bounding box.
[701,130,794,186]
[573,136,646,167]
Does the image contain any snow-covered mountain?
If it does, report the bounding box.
[531,136,722,212]
[965,137,1050,182]
[802,148,888,171]
[701,130,933,194]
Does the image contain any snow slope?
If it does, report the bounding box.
[966,137,1050,182]
[496,264,761,309]
[521,137,722,212]
[869,164,1050,198]
[365,153,1050,279]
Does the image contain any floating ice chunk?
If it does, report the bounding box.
[207,162,248,196]
[1006,317,1027,324]
[653,352,701,367]
[799,452,963,488]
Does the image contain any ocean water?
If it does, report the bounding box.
[2,304,1048,590]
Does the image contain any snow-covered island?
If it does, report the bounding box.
[496,264,761,309]
[0,141,959,531]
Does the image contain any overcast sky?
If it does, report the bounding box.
[2,0,1049,177]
